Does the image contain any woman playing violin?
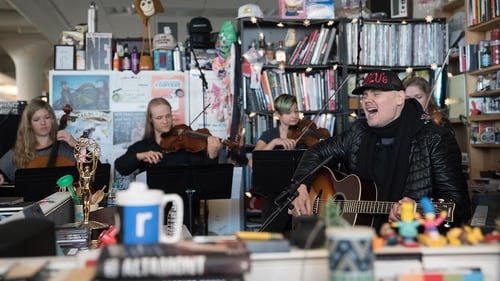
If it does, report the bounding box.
[0,99,77,185]
[114,98,222,234]
[249,95,301,166]
[114,97,222,176]
[249,94,309,233]
[404,77,453,132]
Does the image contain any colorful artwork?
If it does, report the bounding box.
[150,72,186,125]
[51,72,110,110]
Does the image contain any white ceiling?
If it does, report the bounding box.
[0,0,279,99]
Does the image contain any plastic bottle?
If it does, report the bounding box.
[122,44,131,71]
[131,46,139,72]
[107,182,119,207]
[178,42,186,71]
[112,52,121,71]
[173,46,181,71]
[87,2,97,33]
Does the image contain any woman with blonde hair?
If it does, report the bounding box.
[0,99,76,184]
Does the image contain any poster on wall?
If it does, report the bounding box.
[112,111,147,189]
[57,110,113,164]
[189,70,229,140]
[50,71,110,111]
[189,44,236,140]
[109,72,150,111]
[150,72,187,125]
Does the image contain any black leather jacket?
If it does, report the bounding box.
[292,120,471,226]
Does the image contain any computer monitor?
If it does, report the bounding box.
[14,163,111,202]
[251,150,306,195]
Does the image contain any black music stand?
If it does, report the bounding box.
[146,164,234,234]
[251,150,306,196]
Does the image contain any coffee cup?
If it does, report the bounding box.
[327,226,374,281]
[115,182,183,244]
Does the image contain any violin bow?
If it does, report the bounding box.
[424,48,452,113]
[188,103,211,127]
[295,73,352,141]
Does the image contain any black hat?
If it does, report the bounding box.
[352,71,405,95]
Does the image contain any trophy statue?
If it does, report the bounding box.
[73,132,108,231]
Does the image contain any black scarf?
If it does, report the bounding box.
[356,99,426,199]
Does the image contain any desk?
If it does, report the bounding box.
[246,244,500,281]
[0,243,498,281]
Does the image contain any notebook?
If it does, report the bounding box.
[14,163,111,202]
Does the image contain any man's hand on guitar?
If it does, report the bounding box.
[389,197,416,222]
[289,184,312,217]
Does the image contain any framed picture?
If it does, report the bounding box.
[157,22,178,39]
[54,45,75,70]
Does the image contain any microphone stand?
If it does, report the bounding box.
[189,45,209,127]
[258,74,352,232]
[259,154,335,232]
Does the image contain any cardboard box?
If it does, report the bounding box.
[306,0,335,19]
[85,32,112,70]
[279,0,306,19]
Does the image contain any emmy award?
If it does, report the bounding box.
[73,132,108,232]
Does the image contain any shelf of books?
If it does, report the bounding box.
[463,0,500,178]
[239,18,344,144]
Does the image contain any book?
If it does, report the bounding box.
[321,27,337,65]
[95,240,251,280]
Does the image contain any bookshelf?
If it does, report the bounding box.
[462,0,500,179]
[238,19,345,145]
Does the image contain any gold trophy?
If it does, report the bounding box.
[73,132,108,233]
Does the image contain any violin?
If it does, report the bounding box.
[287,119,331,148]
[27,104,76,168]
[429,110,446,127]
[159,124,240,153]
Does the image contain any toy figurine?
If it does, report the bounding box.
[417,197,448,247]
[380,222,399,246]
[446,227,463,246]
[391,201,421,247]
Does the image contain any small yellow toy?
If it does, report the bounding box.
[391,202,421,247]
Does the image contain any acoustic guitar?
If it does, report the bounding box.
[308,166,455,226]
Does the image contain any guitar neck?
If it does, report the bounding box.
[337,200,455,222]
[338,200,394,215]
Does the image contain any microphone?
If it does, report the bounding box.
[281,152,335,208]
[259,151,334,232]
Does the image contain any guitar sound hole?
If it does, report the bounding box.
[332,193,346,215]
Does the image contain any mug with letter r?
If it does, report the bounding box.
[115,182,183,244]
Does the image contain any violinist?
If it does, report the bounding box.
[114,98,222,234]
[249,94,307,233]
[404,77,454,132]
[114,97,222,177]
[0,99,77,185]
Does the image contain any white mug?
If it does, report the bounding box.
[115,182,183,244]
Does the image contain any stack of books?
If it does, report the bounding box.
[55,223,90,254]
[95,240,251,281]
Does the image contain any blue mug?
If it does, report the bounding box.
[115,182,183,244]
